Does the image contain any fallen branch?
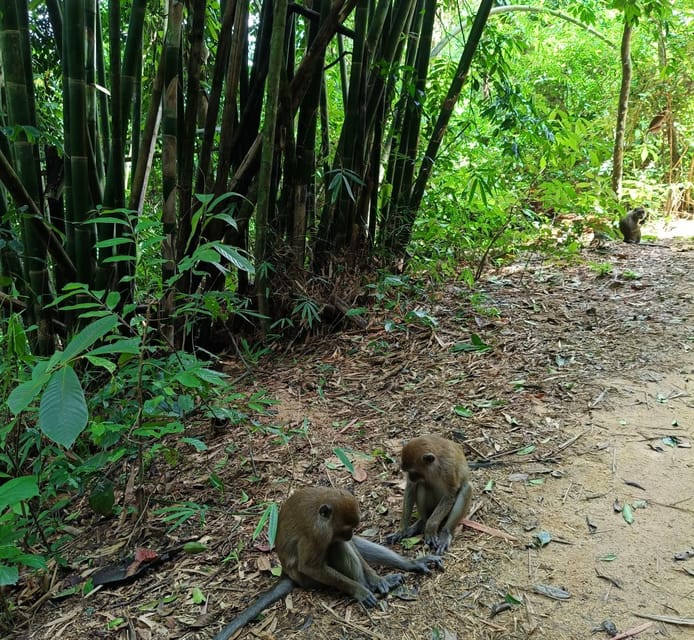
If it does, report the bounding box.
[461,518,519,542]
[634,612,694,626]
[319,602,387,639]
[611,621,653,639]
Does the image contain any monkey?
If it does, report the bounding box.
[619,207,648,243]
[213,487,442,640]
[387,435,473,555]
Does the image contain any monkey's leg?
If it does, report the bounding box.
[212,578,294,640]
[354,537,443,573]
[435,482,472,554]
[321,542,379,607]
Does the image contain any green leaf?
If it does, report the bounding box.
[516,445,536,456]
[0,476,39,508]
[7,374,50,415]
[175,371,203,388]
[599,553,617,562]
[333,447,355,474]
[59,315,120,365]
[267,502,279,548]
[213,244,255,274]
[453,405,473,417]
[622,503,634,524]
[450,333,491,353]
[39,366,88,448]
[183,542,207,554]
[89,337,142,356]
[191,587,205,604]
[181,437,208,451]
[253,503,278,543]
[84,355,117,372]
[0,565,19,587]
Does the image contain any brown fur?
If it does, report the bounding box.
[619,207,647,243]
[388,435,472,554]
[213,487,441,640]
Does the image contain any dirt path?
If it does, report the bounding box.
[21,229,693,640]
[497,369,694,640]
[201,232,693,640]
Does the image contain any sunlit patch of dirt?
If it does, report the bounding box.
[20,233,692,640]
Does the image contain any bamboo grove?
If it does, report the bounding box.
[0,0,494,351]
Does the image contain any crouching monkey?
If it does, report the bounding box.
[387,435,472,555]
[213,487,442,640]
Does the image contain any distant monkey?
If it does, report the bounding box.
[213,487,442,640]
[388,435,473,555]
[619,207,648,243]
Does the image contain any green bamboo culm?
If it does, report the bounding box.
[65,0,96,284]
[0,0,54,353]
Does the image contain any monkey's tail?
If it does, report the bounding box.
[212,577,295,640]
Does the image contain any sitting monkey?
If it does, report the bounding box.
[619,207,648,243]
[213,487,442,640]
[388,435,472,554]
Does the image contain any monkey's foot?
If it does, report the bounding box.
[371,573,404,594]
[357,589,379,608]
[415,554,444,572]
[385,531,403,545]
[426,531,452,555]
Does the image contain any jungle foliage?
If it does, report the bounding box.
[0,0,691,613]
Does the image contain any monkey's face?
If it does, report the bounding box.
[330,498,359,541]
[405,469,424,483]
[335,525,354,541]
[632,208,647,222]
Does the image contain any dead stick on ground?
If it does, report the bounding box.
[546,428,591,458]
[634,613,694,626]
[590,388,607,408]
[319,602,387,640]
[461,518,519,542]
[610,621,653,639]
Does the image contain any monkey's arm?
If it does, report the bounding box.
[354,537,443,573]
[386,481,425,544]
[212,577,294,640]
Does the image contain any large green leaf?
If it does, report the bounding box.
[0,476,39,509]
[39,366,88,448]
[57,315,120,365]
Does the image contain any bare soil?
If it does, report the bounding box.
[17,223,694,640]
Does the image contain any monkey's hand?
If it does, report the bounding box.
[426,530,452,555]
[369,572,404,594]
[411,554,444,573]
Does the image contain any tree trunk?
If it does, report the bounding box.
[611,19,632,199]
[255,0,289,326]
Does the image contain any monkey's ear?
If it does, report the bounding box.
[422,453,436,464]
[319,504,333,519]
